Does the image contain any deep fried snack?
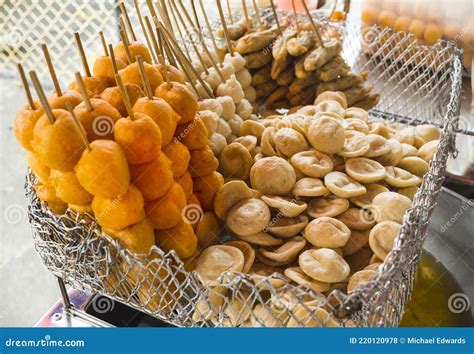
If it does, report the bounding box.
[50,170,93,205]
[193,171,224,211]
[133,97,181,147]
[250,157,296,196]
[114,40,153,64]
[145,183,187,230]
[114,112,162,165]
[14,103,44,151]
[32,109,86,171]
[92,185,145,230]
[69,76,109,98]
[73,98,121,141]
[163,140,191,178]
[75,140,130,199]
[189,147,219,178]
[154,221,198,259]
[101,83,143,117]
[174,117,209,150]
[119,61,163,92]
[104,218,155,254]
[155,82,198,124]
[130,153,174,201]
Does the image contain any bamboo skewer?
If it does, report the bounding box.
[160,27,201,98]
[301,0,325,47]
[119,2,137,42]
[160,23,214,98]
[241,0,249,23]
[226,0,234,25]
[158,0,174,37]
[74,32,92,77]
[329,0,338,19]
[146,0,159,23]
[145,16,164,64]
[156,27,171,87]
[251,0,264,30]
[66,101,91,151]
[119,24,133,63]
[177,0,224,79]
[197,0,222,67]
[270,0,282,35]
[178,0,222,70]
[167,0,200,73]
[173,0,224,80]
[136,55,154,99]
[74,72,93,112]
[115,74,136,120]
[216,0,234,57]
[134,0,159,64]
[41,44,62,97]
[29,71,55,123]
[154,18,178,67]
[291,0,300,33]
[17,64,36,110]
[108,44,120,74]
[99,32,109,56]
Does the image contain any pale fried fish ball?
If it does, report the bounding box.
[235,69,252,89]
[236,99,253,120]
[215,118,232,140]
[202,67,224,90]
[198,110,220,137]
[198,99,224,116]
[228,114,244,136]
[209,133,228,157]
[224,52,246,72]
[220,62,236,80]
[217,96,236,120]
[244,86,257,103]
[216,75,245,104]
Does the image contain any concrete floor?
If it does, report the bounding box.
[0,79,58,326]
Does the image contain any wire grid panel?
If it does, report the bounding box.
[0,0,218,86]
[23,17,463,327]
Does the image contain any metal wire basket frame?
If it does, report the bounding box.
[19,10,463,326]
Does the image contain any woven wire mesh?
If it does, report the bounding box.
[5,1,463,327]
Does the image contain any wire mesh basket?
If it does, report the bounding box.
[19,5,463,326]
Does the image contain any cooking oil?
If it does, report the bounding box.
[401,252,472,327]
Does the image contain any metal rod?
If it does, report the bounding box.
[57,277,72,310]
